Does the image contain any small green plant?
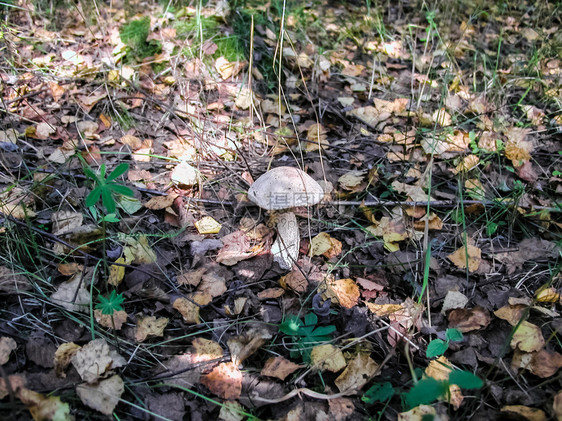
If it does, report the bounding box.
[120,17,162,61]
[362,381,395,405]
[426,328,463,358]
[404,369,483,409]
[96,289,125,315]
[84,163,134,214]
[279,312,336,362]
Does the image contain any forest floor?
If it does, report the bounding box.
[0,0,561,420]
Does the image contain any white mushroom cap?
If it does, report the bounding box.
[247,166,324,210]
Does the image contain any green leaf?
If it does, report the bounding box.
[85,187,102,208]
[303,312,318,327]
[448,370,483,389]
[108,183,135,197]
[362,382,395,404]
[404,378,447,409]
[311,325,336,337]
[107,163,130,182]
[101,187,116,214]
[279,315,302,335]
[96,290,125,315]
[101,214,120,223]
[117,195,142,215]
[99,164,107,179]
[83,166,99,182]
[426,339,448,358]
[446,328,463,342]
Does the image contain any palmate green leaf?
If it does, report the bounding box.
[85,187,102,208]
[96,290,125,315]
[448,370,483,389]
[426,339,448,358]
[106,163,130,182]
[108,183,134,197]
[311,325,336,337]
[101,187,116,214]
[279,315,302,335]
[83,166,100,182]
[404,377,447,409]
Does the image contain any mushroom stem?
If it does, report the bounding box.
[271,211,299,270]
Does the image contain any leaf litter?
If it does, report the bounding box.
[0,0,561,420]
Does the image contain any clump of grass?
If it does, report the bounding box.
[120,16,162,61]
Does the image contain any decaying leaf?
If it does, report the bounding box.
[0,336,17,365]
[310,344,346,373]
[500,405,547,421]
[511,321,545,353]
[335,353,379,392]
[50,272,91,313]
[173,292,211,324]
[227,327,272,365]
[261,356,301,380]
[366,217,410,252]
[201,362,242,400]
[134,314,168,342]
[192,337,224,363]
[216,231,253,265]
[309,232,343,259]
[398,405,436,421]
[54,342,81,378]
[122,235,157,265]
[94,309,127,330]
[447,245,481,272]
[71,339,126,383]
[494,304,526,326]
[17,388,72,421]
[325,278,360,309]
[76,374,124,416]
[448,307,491,332]
[512,348,562,378]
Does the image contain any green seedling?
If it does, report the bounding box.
[404,369,483,409]
[96,290,125,315]
[84,163,134,214]
[279,312,336,362]
[426,328,463,358]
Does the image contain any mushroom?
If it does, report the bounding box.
[247,166,324,270]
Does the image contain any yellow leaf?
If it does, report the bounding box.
[108,257,126,286]
[511,321,545,352]
[448,245,481,272]
[195,216,222,234]
[310,344,347,373]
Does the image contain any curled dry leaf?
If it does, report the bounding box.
[310,344,347,373]
[54,342,81,378]
[448,307,491,332]
[134,315,169,342]
[261,356,302,380]
[201,362,242,400]
[76,374,124,416]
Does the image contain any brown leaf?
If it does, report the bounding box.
[310,344,347,373]
[326,278,360,309]
[261,356,301,380]
[447,244,481,272]
[511,321,545,352]
[76,375,124,416]
[494,304,526,326]
[500,405,547,421]
[134,315,168,343]
[216,231,253,266]
[334,353,379,392]
[201,362,242,400]
[512,348,562,378]
[448,307,491,332]
[0,337,17,365]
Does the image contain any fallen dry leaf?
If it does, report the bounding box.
[326,278,360,309]
[335,353,379,392]
[17,388,72,421]
[511,321,545,353]
[398,405,436,421]
[54,342,81,378]
[216,231,253,266]
[512,348,562,378]
[201,362,242,400]
[424,356,463,410]
[76,374,124,416]
[448,307,491,332]
[500,405,547,421]
[447,244,481,272]
[494,304,526,326]
[50,272,91,313]
[310,344,347,373]
[261,356,301,380]
[309,232,343,259]
[71,339,126,383]
[227,327,272,365]
[134,315,168,342]
[0,337,17,365]
[195,216,222,235]
[554,391,562,421]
